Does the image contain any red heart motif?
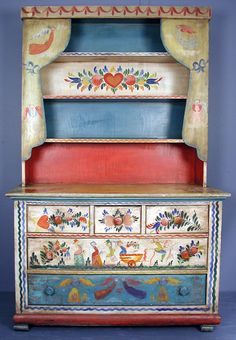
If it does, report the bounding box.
[104,73,124,88]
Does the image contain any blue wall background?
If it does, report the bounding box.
[0,0,235,292]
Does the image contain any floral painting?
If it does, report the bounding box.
[28,237,207,270]
[35,207,89,232]
[98,208,139,232]
[146,208,202,233]
[64,65,162,94]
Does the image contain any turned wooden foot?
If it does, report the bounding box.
[13,323,30,331]
[199,325,215,332]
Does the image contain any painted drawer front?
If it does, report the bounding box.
[28,274,206,306]
[146,205,209,234]
[28,237,208,270]
[95,206,141,234]
[27,205,90,233]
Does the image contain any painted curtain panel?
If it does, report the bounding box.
[22,19,71,160]
[161,19,209,161]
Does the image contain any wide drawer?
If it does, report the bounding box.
[27,204,90,233]
[28,274,206,306]
[146,205,209,234]
[28,236,208,270]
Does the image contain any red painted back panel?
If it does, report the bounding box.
[25,143,203,184]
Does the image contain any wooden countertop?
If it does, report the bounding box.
[6,184,230,199]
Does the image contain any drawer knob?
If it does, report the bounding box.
[44,286,55,296]
[178,286,190,296]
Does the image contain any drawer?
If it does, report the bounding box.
[28,274,207,306]
[95,206,141,234]
[27,204,90,233]
[28,236,208,270]
[146,205,209,234]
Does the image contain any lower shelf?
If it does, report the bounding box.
[13,313,221,327]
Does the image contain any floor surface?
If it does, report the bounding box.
[0,292,235,340]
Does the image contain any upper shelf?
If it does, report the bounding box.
[41,53,189,100]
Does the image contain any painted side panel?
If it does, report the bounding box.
[25,143,203,185]
[65,19,166,52]
[28,274,206,306]
[44,100,185,139]
[27,237,208,270]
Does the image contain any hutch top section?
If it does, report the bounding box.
[21,6,211,187]
[21,6,212,19]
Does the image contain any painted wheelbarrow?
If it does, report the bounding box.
[120,253,143,267]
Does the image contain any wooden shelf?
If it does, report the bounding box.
[45,138,185,144]
[6,184,231,199]
[56,52,175,63]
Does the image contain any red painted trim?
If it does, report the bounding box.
[21,6,211,19]
[43,96,187,100]
[25,143,203,185]
[13,313,221,326]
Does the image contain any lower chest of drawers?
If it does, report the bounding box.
[14,199,222,315]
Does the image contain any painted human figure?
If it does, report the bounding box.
[117,240,127,255]
[73,240,85,267]
[91,241,103,267]
[105,240,117,263]
[149,240,167,266]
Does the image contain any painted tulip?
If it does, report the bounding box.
[92,75,103,86]
[126,75,136,85]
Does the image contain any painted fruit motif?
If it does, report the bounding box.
[188,246,198,256]
[160,218,169,227]
[126,75,136,85]
[114,217,123,226]
[37,215,49,229]
[79,216,87,224]
[54,216,62,225]
[180,250,190,261]
[92,75,103,86]
[45,251,54,261]
[174,216,183,225]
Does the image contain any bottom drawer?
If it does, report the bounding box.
[28,274,206,306]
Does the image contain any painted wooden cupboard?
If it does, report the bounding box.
[6,5,230,331]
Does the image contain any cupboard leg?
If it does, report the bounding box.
[13,323,30,331]
[199,325,214,332]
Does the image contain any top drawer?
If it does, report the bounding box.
[27,204,90,234]
[26,203,208,234]
[145,205,209,234]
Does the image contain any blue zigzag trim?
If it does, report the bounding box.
[27,306,210,312]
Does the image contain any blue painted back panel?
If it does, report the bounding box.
[28,274,206,307]
[65,19,166,52]
[45,100,185,139]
